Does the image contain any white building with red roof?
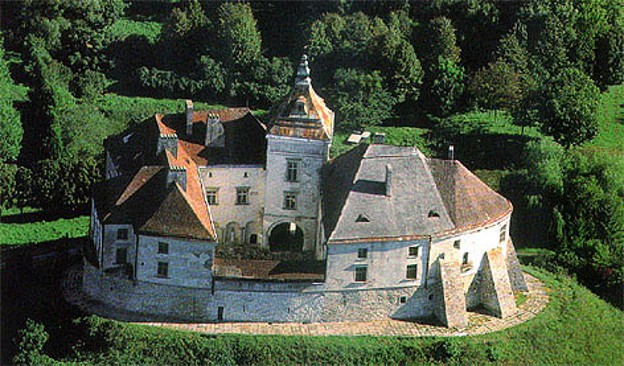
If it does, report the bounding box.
[85,56,526,327]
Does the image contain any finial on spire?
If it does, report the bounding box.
[295,54,311,86]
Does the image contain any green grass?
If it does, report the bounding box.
[0,209,88,246]
[331,126,432,158]
[96,93,225,125]
[45,267,623,365]
[109,19,163,44]
[585,84,624,153]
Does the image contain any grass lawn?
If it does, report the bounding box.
[95,93,225,125]
[0,208,88,247]
[109,18,162,44]
[39,267,624,365]
[585,84,624,153]
[331,126,432,158]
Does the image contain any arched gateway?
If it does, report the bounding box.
[268,222,304,252]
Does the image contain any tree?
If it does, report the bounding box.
[430,57,465,117]
[0,39,23,162]
[468,60,523,113]
[539,68,600,147]
[423,17,461,66]
[216,2,262,71]
[330,68,395,132]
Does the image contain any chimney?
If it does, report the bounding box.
[373,132,386,144]
[205,113,225,147]
[157,133,178,158]
[385,164,393,197]
[167,165,187,191]
[448,145,455,160]
[185,99,193,136]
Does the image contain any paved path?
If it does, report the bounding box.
[63,264,548,337]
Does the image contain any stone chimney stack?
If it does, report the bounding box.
[448,145,455,160]
[205,113,225,147]
[385,164,393,197]
[185,99,194,136]
[167,165,187,191]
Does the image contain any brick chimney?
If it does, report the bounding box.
[157,133,178,158]
[185,99,194,136]
[385,164,393,197]
[373,132,386,144]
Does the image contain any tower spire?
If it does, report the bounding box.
[295,54,311,86]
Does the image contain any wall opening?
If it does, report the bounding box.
[217,306,224,321]
[269,222,304,252]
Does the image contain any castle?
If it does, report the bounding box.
[84,56,526,327]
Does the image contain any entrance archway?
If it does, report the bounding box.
[268,222,304,252]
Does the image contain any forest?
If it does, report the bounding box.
[0,0,623,364]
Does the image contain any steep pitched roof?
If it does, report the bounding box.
[323,145,454,243]
[427,158,512,229]
[322,145,511,244]
[139,183,213,240]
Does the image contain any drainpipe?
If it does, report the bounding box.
[424,235,433,289]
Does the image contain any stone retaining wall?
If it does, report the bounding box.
[83,262,435,322]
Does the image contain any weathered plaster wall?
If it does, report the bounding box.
[135,235,215,288]
[198,165,265,244]
[325,239,428,290]
[263,135,329,253]
[101,224,136,271]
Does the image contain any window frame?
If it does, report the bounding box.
[408,246,420,257]
[157,261,169,278]
[283,192,297,210]
[206,188,219,205]
[357,248,368,259]
[406,264,418,280]
[115,247,127,264]
[158,242,169,255]
[286,160,300,182]
[117,228,128,240]
[236,187,250,205]
[499,224,507,243]
[354,266,367,282]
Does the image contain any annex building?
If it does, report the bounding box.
[84,56,527,327]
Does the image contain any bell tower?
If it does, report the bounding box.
[263,55,334,258]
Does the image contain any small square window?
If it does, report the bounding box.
[408,246,420,257]
[206,189,218,205]
[117,228,128,240]
[157,261,169,278]
[284,192,297,210]
[286,160,300,182]
[406,264,418,280]
[115,247,127,264]
[399,296,407,304]
[499,225,507,243]
[453,240,461,249]
[236,187,250,205]
[355,267,367,282]
[158,242,169,254]
[357,248,368,259]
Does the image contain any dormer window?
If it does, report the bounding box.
[428,210,440,218]
[356,214,370,223]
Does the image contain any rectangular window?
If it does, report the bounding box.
[284,192,297,210]
[158,242,169,254]
[406,264,418,279]
[355,267,367,282]
[206,189,218,205]
[115,247,127,264]
[408,246,420,257]
[157,261,169,278]
[357,248,368,259]
[453,240,461,249]
[500,225,507,243]
[286,160,300,182]
[117,228,128,240]
[236,187,250,205]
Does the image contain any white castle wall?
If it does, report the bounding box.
[198,165,265,244]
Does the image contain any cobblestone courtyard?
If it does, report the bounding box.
[63,264,548,337]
